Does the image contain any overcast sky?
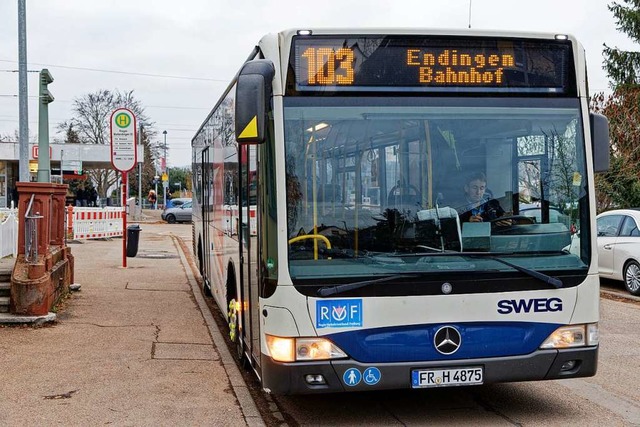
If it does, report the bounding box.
[0,0,635,167]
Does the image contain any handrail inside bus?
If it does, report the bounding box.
[288,234,332,260]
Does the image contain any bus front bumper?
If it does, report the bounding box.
[261,346,598,395]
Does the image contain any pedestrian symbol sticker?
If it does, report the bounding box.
[343,368,361,386]
[363,367,381,385]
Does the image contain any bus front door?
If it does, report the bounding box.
[239,145,261,368]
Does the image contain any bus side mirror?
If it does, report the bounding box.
[235,59,275,144]
[590,113,610,173]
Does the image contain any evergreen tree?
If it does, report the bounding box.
[603,0,640,88]
[592,1,640,211]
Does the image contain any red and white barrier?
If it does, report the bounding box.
[67,206,124,240]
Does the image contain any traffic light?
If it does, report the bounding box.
[37,68,54,183]
[39,69,54,104]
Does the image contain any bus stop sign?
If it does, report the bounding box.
[110,108,137,172]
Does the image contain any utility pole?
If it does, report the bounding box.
[18,0,29,182]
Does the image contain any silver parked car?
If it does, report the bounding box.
[519,202,571,228]
[162,201,192,224]
[165,197,191,209]
[596,209,640,296]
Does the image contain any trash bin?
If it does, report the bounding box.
[126,224,141,257]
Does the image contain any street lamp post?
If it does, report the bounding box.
[162,130,167,208]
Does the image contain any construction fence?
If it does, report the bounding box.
[67,206,125,240]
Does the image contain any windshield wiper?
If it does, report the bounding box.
[317,274,418,297]
[383,251,564,288]
[468,253,563,289]
[317,253,562,295]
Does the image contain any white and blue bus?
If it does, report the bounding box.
[191,29,609,394]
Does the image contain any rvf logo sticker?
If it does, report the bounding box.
[316,299,363,328]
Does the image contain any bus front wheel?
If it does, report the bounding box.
[228,298,247,367]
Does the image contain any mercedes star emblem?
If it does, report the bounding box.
[434,326,462,355]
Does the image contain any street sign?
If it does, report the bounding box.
[161,172,168,182]
[62,159,82,172]
[110,108,137,172]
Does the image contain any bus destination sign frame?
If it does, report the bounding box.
[289,35,575,95]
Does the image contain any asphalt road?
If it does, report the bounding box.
[175,223,640,426]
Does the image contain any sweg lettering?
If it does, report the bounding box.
[497,297,563,314]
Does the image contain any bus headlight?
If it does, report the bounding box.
[296,338,347,361]
[540,323,598,349]
[266,335,347,362]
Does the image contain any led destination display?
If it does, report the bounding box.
[290,36,574,94]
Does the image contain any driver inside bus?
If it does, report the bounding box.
[455,172,511,226]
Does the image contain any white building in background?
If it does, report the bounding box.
[0,142,144,207]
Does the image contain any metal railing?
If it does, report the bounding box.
[24,194,43,263]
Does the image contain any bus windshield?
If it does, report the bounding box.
[284,97,589,284]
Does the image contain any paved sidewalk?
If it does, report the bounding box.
[132,207,164,223]
[0,223,254,426]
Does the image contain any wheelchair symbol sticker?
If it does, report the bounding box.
[343,368,362,386]
[363,367,381,385]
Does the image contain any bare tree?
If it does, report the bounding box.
[0,133,14,143]
[57,89,155,199]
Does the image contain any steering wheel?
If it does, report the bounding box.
[388,184,422,207]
